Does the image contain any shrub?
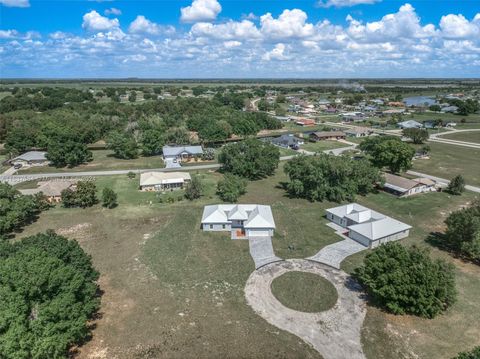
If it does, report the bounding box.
[184,176,203,200]
[355,243,457,318]
[127,171,136,179]
[61,181,97,208]
[102,187,118,208]
[447,174,466,195]
[451,347,480,359]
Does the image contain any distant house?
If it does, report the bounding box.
[201,204,275,239]
[341,112,366,122]
[441,105,459,113]
[10,151,49,167]
[345,127,372,138]
[295,118,316,126]
[162,145,203,161]
[397,120,422,129]
[326,203,411,248]
[139,171,191,191]
[383,173,437,197]
[19,180,77,203]
[310,131,346,141]
[388,101,405,107]
[269,134,304,149]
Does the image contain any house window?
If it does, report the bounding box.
[222,224,225,229]
[210,224,213,229]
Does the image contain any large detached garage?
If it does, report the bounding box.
[325,203,411,248]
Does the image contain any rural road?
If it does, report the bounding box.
[0,146,356,185]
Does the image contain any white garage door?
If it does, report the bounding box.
[249,229,270,237]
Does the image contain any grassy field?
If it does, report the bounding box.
[271,271,338,313]
[18,150,167,174]
[12,163,480,359]
[300,140,348,153]
[411,142,480,186]
[439,131,480,143]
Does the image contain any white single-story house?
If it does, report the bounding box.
[397,120,423,129]
[325,203,411,248]
[345,127,373,138]
[383,173,437,197]
[139,171,191,191]
[10,151,49,167]
[162,145,203,161]
[201,204,275,239]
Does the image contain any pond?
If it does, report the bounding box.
[403,96,437,107]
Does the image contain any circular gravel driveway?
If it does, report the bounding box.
[244,259,367,359]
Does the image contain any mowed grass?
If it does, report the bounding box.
[439,130,480,143]
[271,271,338,313]
[411,142,480,186]
[300,140,348,153]
[11,163,480,359]
[18,150,166,174]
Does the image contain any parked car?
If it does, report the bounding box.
[13,163,22,169]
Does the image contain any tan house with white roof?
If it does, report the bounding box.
[139,171,191,192]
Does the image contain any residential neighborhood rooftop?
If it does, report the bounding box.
[201,204,276,229]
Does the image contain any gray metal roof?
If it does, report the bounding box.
[162,145,203,157]
[201,204,275,229]
[12,151,47,162]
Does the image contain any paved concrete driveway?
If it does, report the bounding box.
[308,239,367,269]
[245,259,366,359]
[164,158,181,169]
[248,237,282,269]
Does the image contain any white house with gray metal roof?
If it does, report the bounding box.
[201,204,275,239]
[326,203,411,248]
[162,145,203,160]
[10,151,49,167]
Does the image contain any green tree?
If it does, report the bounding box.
[402,128,429,144]
[102,187,117,208]
[106,131,138,159]
[184,176,203,200]
[128,91,137,102]
[447,174,466,195]
[46,139,93,168]
[451,346,480,359]
[141,129,165,156]
[0,182,42,237]
[0,231,100,359]
[218,138,280,180]
[61,181,97,208]
[355,243,457,318]
[284,154,382,202]
[360,137,415,173]
[216,173,247,202]
[443,201,480,261]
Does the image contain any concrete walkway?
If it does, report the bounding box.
[308,239,368,269]
[245,259,366,359]
[248,236,282,269]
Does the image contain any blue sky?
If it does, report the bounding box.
[1,0,480,78]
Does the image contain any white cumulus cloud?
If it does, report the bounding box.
[129,15,175,35]
[262,43,288,61]
[105,7,122,16]
[82,10,120,32]
[190,20,261,40]
[0,0,29,7]
[439,13,480,39]
[317,0,381,8]
[260,9,314,39]
[180,0,221,23]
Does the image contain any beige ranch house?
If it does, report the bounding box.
[201,204,275,239]
[326,203,411,248]
[383,173,438,197]
[139,171,191,191]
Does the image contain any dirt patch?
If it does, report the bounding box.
[57,223,93,242]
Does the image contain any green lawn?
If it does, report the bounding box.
[11,162,480,359]
[439,131,480,143]
[18,150,166,174]
[300,140,348,153]
[271,271,338,313]
[411,142,480,186]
